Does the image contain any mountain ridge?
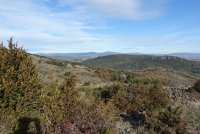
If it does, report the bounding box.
[37,52,200,61]
[83,54,200,75]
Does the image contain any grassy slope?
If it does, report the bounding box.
[31,55,112,88]
[32,54,198,87]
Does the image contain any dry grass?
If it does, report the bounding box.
[32,55,111,88]
[183,102,200,133]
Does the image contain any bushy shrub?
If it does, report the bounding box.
[46,60,65,67]
[64,71,71,76]
[61,103,109,134]
[109,82,169,113]
[39,83,65,133]
[94,84,121,103]
[0,38,42,111]
[58,76,115,133]
[94,82,186,133]
[157,106,187,134]
[0,38,42,133]
[192,80,200,92]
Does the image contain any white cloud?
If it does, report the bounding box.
[62,0,167,20]
[1,0,187,54]
[0,0,105,52]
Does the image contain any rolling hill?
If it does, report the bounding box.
[37,52,200,62]
[83,54,200,74]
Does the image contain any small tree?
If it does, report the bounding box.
[0,38,41,112]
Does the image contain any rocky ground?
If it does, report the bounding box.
[164,87,200,103]
[164,87,200,134]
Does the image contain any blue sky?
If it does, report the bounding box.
[0,0,200,54]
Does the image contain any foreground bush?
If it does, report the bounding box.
[192,80,200,92]
[0,38,43,133]
[0,38,42,111]
[94,82,186,133]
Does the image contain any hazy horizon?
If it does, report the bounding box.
[35,51,200,55]
[0,0,200,53]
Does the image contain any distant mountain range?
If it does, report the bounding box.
[168,53,200,61]
[37,52,119,57]
[37,52,200,61]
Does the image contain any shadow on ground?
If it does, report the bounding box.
[14,117,42,134]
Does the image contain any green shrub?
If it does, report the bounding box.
[0,38,42,133]
[96,82,186,133]
[0,38,42,112]
[46,60,65,67]
[157,106,187,134]
[64,71,71,76]
[192,80,200,92]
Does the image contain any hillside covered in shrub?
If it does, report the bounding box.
[83,54,200,74]
[0,39,200,133]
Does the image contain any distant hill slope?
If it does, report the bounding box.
[37,52,200,62]
[169,53,200,61]
[83,54,200,74]
[31,54,198,87]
